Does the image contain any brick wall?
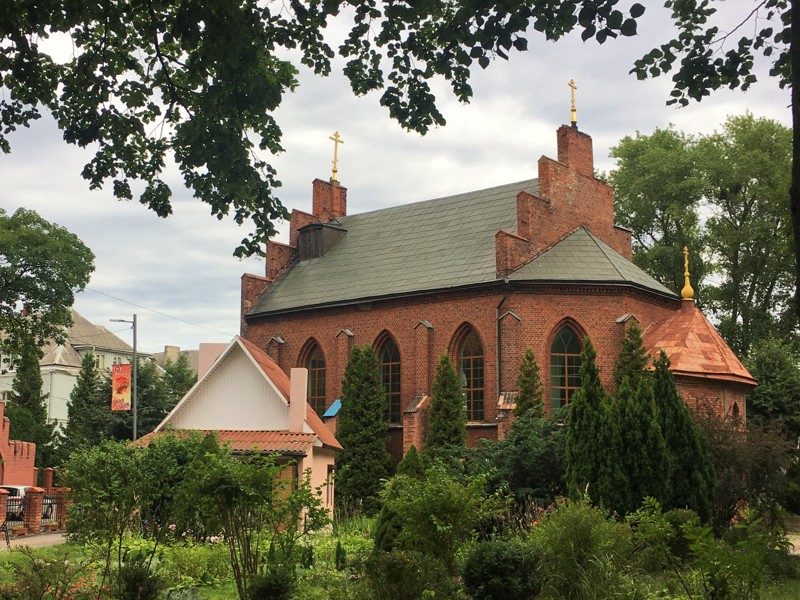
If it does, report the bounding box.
[312,179,347,221]
[496,125,632,275]
[0,401,36,486]
[676,377,749,422]
[244,282,681,458]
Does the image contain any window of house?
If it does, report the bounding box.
[550,327,582,411]
[458,330,484,421]
[306,344,326,416]
[379,337,401,423]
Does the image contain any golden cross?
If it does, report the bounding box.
[329,131,344,182]
[569,79,577,125]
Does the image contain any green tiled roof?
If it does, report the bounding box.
[247,180,677,316]
[509,228,676,296]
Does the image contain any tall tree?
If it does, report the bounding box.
[612,321,649,390]
[426,355,467,452]
[6,336,55,469]
[57,351,103,461]
[603,376,669,516]
[0,1,649,257]
[653,351,713,522]
[698,114,794,356]
[609,127,708,295]
[106,359,176,441]
[565,339,606,500]
[336,346,393,514]
[0,208,94,364]
[746,337,800,441]
[163,354,197,404]
[514,349,543,418]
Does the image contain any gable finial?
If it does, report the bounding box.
[681,246,695,301]
[569,79,577,127]
[329,131,344,182]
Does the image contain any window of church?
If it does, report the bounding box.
[306,345,326,416]
[459,330,484,421]
[550,327,582,412]
[379,337,401,423]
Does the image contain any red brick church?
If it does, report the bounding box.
[240,123,755,462]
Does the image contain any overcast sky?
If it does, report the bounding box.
[0,5,791,354]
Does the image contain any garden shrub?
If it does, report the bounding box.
[685,514,791,599]
[247,566,296,600]
[115,553,163,600]
[530,499,635,599]
[379,464,507,574]
[362,550,464,600]
[160,541,230,587]
[462,535,543,599]
[0,547,100,600]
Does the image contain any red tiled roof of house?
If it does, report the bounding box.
[237,337,342,451]
[135,429,317,455]
[238,337,291,400]
[643,300,756,386]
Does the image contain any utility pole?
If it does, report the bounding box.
[111,314,138,440]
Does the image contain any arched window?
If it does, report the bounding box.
[379,337,401,423]
[459,330,484,421]
[305,343,326,416]
[732,402,740,421]
[550,327,582,411]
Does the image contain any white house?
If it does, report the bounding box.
[0,310,140,426]
[143,336,342,511]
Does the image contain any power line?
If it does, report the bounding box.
[83,287,236,338]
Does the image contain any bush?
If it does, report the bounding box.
[362,550,464,600]
[247,566,295,600]
[530,500,635,599]
[160,541,230,587]
[462,536,543,599]
[115,554,163,600]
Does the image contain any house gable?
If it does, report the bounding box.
[162,340,290,431]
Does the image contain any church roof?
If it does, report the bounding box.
[642,300,756,386]
[508,228,674,295]
[248,179,676,316]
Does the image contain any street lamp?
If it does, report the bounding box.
[110,314,138,441]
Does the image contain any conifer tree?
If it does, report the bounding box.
[653,351,713,521]
[565,339,606,501]
[6,336,55,469]
[373,445,426,552]
[164,353,197,403]
[336,346,393,514]
[603,377,669,516]
[612,321,649,390]
[597,380,631,511]
[426,355,467,451]
[57,351,102,461]
[514,349,543,417]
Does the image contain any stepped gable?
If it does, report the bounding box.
[643,300,756,386]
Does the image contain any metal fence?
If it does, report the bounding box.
[42,494,57,526]
[5,496,23,525]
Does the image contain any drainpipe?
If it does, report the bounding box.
[496,279,510,401]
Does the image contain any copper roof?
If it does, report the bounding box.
[643,301,756,386]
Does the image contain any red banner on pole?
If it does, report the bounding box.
[111,364,131,411]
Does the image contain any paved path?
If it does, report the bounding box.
[2,532,66,550]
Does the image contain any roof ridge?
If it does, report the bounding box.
[342,178,537,222]
[506,224,586,274]
[584,229,626,280]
